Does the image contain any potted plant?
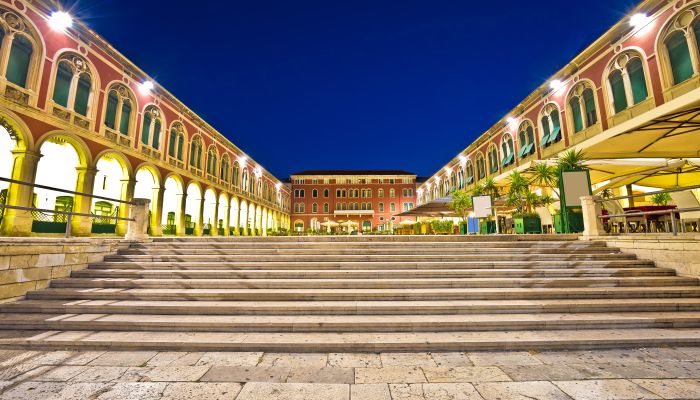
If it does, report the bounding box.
[449,189,473,234]
[472,178,501,234]
[650,192,672,206]
[505,170,548,234]
[430,219,454,234]
[528,149,587,233]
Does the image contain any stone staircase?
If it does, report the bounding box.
[2,235,700,352]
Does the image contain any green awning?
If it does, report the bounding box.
[540,133,550,147]
[517,145,526,158]
[466,176,474,184]
[547,127,561,144]
[501,153,514,167]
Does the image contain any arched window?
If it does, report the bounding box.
[487,145,499,175]
[660,8,700,86]
[457,167,465,188]
[167,123,186,161]
[323,189,329,197]
[500,134,514,167]
[1,9,41,93]
[378,203,384,212]
[568,83,598,133]
[241,169,249,192]
[517,121,536,158]
[189,136,203,169]
[466,161,474,185]
[141,106,163,150]
[312,203,318,213]
[104,84,134,136]
[476,154,486,180]
[220,154,230,183]
[450,173,456,191]
[607,52,649,114]
[389,189,395,198]
[539,103,562,147]
[232,161,240,187]
[51,54,93,117]
[206,146,218,177]
[312,189,318,198]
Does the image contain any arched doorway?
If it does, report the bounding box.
[92,153,129,234]
[0,126,15,228]
[239,199,248,235]
[248,202,256,236]
[33,136,83,234]
[185,182,202,235]
[162,175,183,235]
[217,193,228,235]
[202,188,217,235]
[230,196,240,235]
[134,166,160,235]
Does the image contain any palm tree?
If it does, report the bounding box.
[557,148,587,171]
[481,177,501,199]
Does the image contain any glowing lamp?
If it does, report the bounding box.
[630,13,650,29]
[48,11,73,32]
[139,81,155,95]
[549,80,563,91]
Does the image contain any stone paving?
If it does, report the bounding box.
[0,347,699,399]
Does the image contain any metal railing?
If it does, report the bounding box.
[594,184,700,236]
[0,176,135,238]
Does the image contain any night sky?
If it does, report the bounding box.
[68,0,637,178]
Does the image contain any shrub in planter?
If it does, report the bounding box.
[430,219,454,234]
[513,213,542,234]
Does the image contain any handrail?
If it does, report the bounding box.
[0,176,134,205]
[594,184,700,202]
[0,204,134,221]
[596,206,700,236]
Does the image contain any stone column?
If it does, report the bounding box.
[194,196,205,236]
[116,178,136,236]
[222,202,231,236]
[71,166,98,237]
[125,198,151,241]
[0,150,41,236]
[149,186,165,237]
[262,208,268,237]
[210,198,219,237]
[176,192,187,236]
[581,195,606,238]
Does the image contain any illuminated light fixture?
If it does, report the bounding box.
[48,11,73,32]
[239,156,247,166]
[445,167,452,176]
[549,80,563,91]
[254,167,262,177]
[630,13,650,29]
[275,183,281,191]
[139,80,155,95]
[458,155,467,165]
[506,117,517,127]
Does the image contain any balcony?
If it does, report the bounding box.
[334,209,374,216]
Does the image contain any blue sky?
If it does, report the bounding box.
[72,0,637,178]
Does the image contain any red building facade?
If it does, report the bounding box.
[289,171,417,232]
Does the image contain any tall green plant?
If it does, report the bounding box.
[449,189,473,223]
[505,170,545,216]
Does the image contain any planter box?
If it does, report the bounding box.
[554,210,584,233]
[479,220,496,234]
[513,216,542,234]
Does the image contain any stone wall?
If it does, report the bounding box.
[583,234,700,277]
[0,238,127,302]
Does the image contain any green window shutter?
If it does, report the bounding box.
[189,143,196,166]
[73,73,91,116]
[197,144,202,169]
[6,35,33,88]
[548,126,561,144]
[52,62,72,107]
[627,58,648,105]
[104,91,118,129]
[666,31,694,84]
[527,126,534,145]
[177,134,184,160]
[540,115,550,146]
[518,131,526,148]
[119,100,131,135]
[582,88,597,126]
[168,130,176,157]
[569,97,583,133]
[141,113,151,145]
[152,119,161,148]
[609,70,628,113]
[517,144,526,158]
[695,21,700,68]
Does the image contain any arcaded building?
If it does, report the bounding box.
[289,170,417,232]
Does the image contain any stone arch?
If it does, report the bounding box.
[185,181,203,235]
[162,173,185,235]
[217,191,229,235]
[46,49,101,123]
[202,187,217,235]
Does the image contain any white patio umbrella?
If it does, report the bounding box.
[320,220,339,233]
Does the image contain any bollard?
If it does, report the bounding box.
[581,195,606,238]
[125,198,151,240]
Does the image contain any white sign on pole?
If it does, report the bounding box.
[472,195,492,219]
[561,171,591,207]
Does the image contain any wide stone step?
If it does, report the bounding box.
[89,259,653,270]
[25,286,700,301]
[2,312,700,332]
[150,235,581,243]
[132,242,605,250]
[104,253,637,262]
[71,267,677,280]
[117,247,622,255]
[2,328,700,352]
[48,276,698,290]
[5,298,700,315]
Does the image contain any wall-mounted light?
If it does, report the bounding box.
[139,81,155,95]
[458,155,467,165]
[630,13,650,29]
[48,11,73,32]
[549,80,563,91]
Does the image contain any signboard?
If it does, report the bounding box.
[472,195,492,219]
[560,170,592,207]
